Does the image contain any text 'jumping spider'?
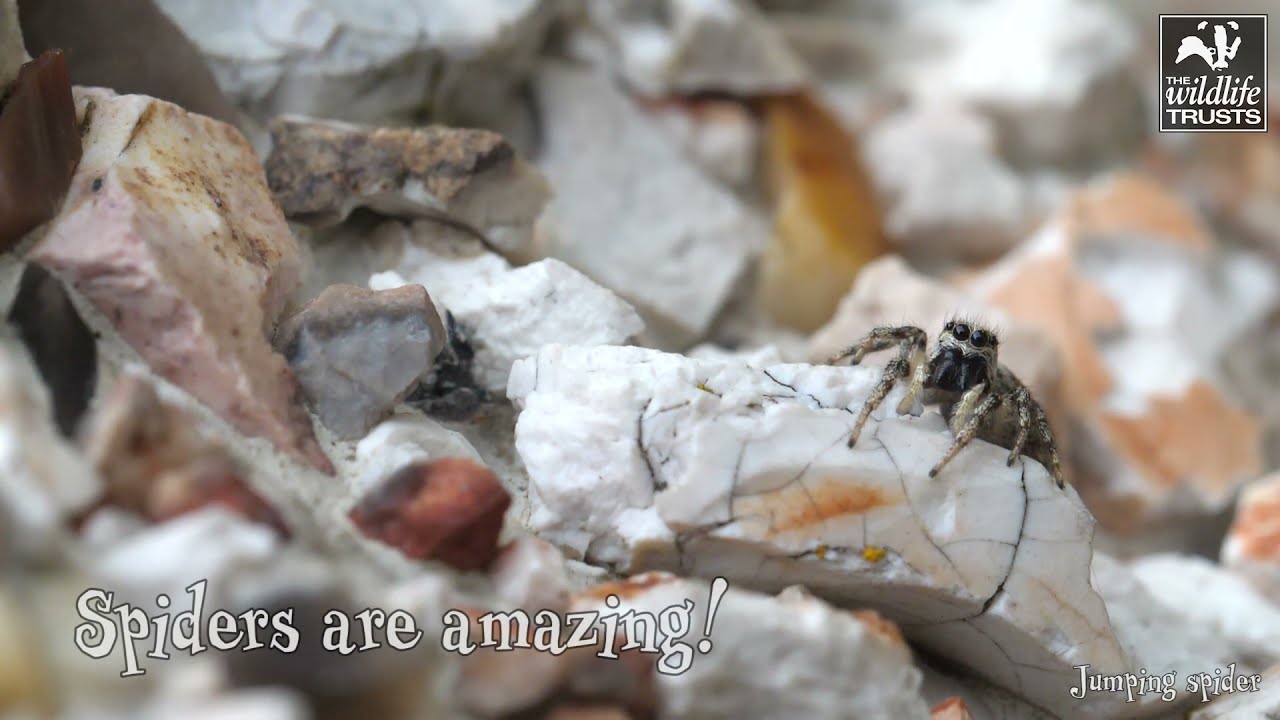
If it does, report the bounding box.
[827,319,1065,489]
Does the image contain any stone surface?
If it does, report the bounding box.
[508,344,1132,718]
[275,283,446,439]
[887,0,1143,166]
[0,332,100,564]
[756,91,889,333]
[17,0,240,126]
[1189,664,1280,720]
[1224,473,1280,603]
[1090,553,1269,716]
[533,61,767,344]
[968,173,1277,533]
[84,507,281,606]
[863,102,1029,262]
[644,97,761,189]
[571,573,932,719]
[0,49,81,249]
[345,412,483,496]
[0,587,52,715]
[370,220,644,394]
[489,535,572,614]
[585,0,809,96]
[264,116,551,255]
[930,697,972,720]
[79,373,289,536]
[7,262,97,436]
[0,0,27,92]
[348,458,511,570]
[1127,553,1280,670]
[31,87,330,473]
[153,0,560,133]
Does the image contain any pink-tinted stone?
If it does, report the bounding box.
[31,87,331,473]
[349,458,510,570]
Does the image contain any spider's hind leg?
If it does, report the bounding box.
[847,355,911,448]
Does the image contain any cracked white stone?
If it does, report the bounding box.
[154,0,561,128]
[0,332,100,565]
[533,61,767,343]
[370,220,644,394]
[1126,553,1280,670]
[508,344,1131,718]
[863,103,1029,261]
[572,573,932,719]
[585,0,809,96]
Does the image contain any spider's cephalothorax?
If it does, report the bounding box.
[826,319,1065,489]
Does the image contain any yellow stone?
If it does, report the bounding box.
[757,92,889,333]
[862,546,887,563]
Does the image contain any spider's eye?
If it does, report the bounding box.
[952,323,970,341]
[944,321,954,331]
[971,329,987,347]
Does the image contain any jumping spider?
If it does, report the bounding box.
[827,319,1065,489]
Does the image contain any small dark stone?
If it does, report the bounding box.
[7,263,96,437]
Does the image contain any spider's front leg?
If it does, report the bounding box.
[929,384,1000,478]
[1005,387,1066,490]
[827,326,927,448]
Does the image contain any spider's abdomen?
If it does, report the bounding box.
[929,347,990,393]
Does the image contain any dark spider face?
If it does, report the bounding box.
[930,320,999,393]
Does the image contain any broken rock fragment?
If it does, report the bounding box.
[275,283,446,439]
[571,573,932,719]
[862,103,1030,262]
[0,332,99,563]
[969,173,1276,532]
[348,458,511,570]
[534,61,767,343]
[0,49,81,249]
[31,87,330,473]
[371,220,644,395]
[264,115,551,255]
[586,0,809,96]
[80,373,289,537]
[1223,473,1280,603]
[508,344,1132,718]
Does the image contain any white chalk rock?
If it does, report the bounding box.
[585,0,809,96]
[83,507,281,606]
[1223,473,1280,603]
[1127,554,1280,669]
[154,0,560,127]
[371,222,644,394]
[646,99,761,189]
[508,344,1131,718]
[572,573,932,719]
[345,412,483,496]
[863,103,1029,261]
[533,61,768,343]
[490,535,573,613]
[0,333,100,564]
[887,0,1142,165]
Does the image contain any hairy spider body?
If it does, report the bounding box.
[827,320,1065,489]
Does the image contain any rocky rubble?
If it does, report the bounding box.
[508,344,1131,718]
[2,1,1279,719]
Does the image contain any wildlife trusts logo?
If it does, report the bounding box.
[1159,14,1268,132]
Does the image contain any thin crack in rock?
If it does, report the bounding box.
[637,396,664,491]
[876,429,967,589]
